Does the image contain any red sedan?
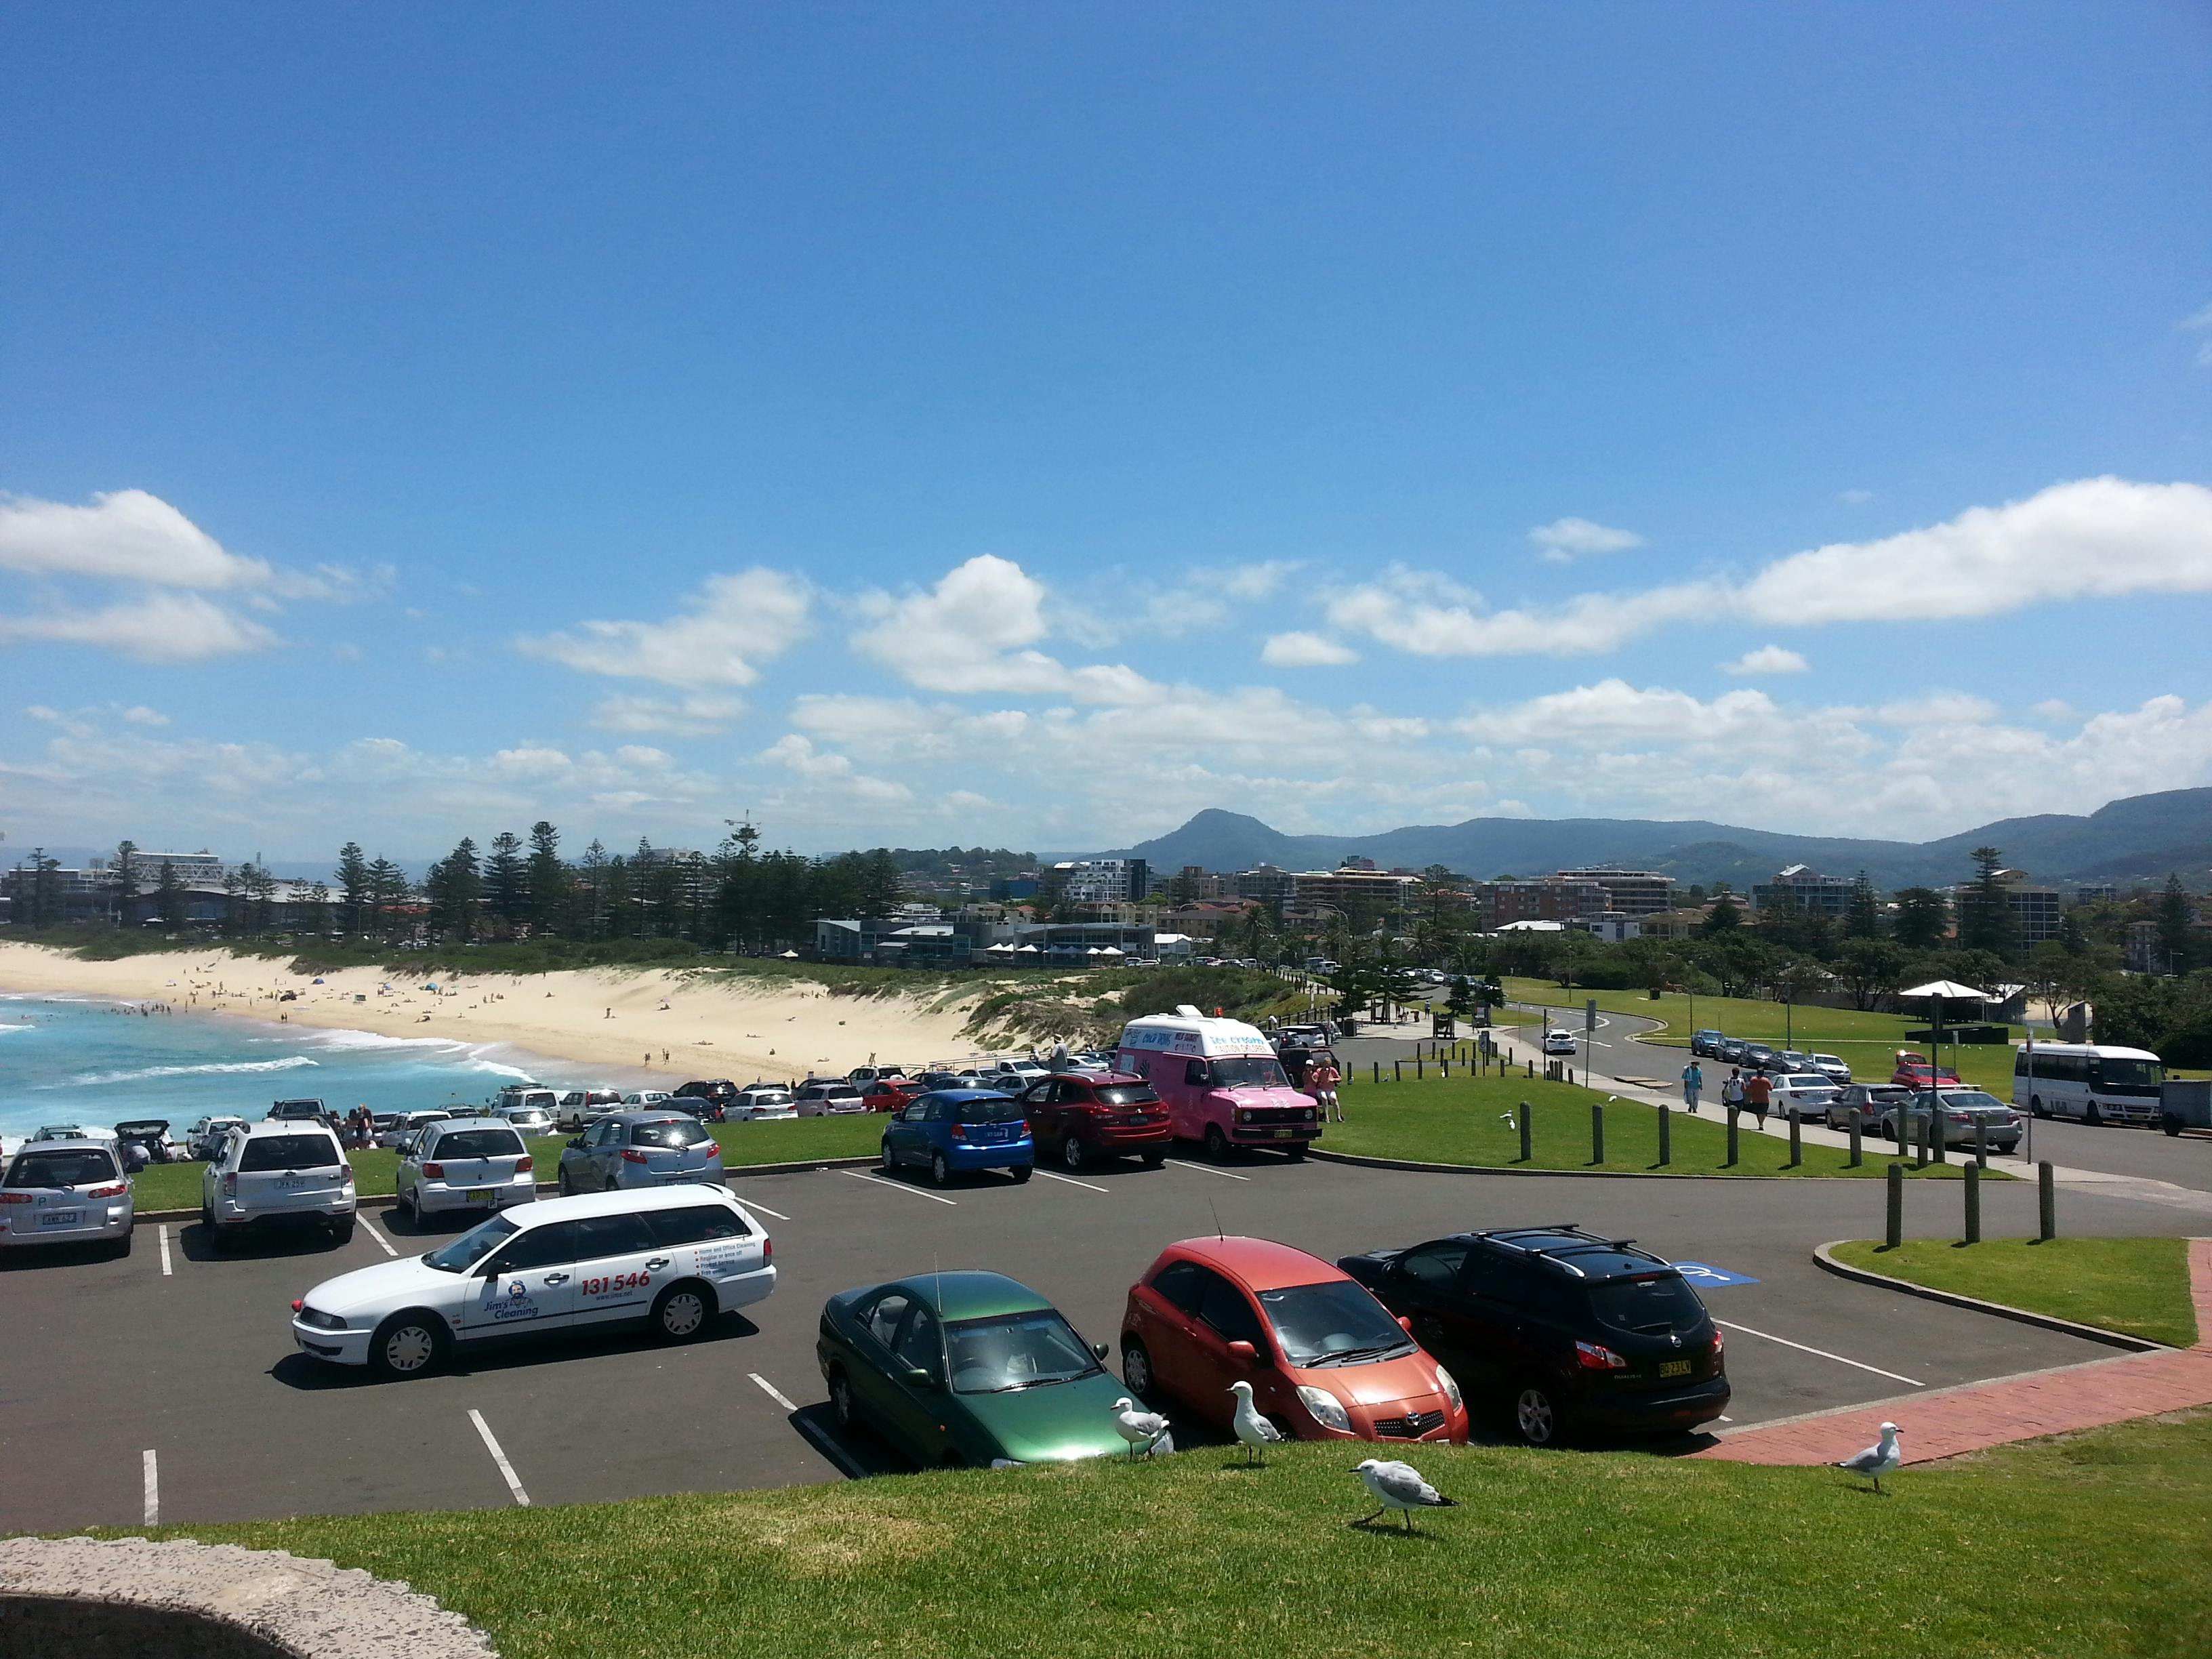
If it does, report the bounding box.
[1017,1071,1173,1172]
[861,1078,928,1113]
[1120,1235,1467,1447]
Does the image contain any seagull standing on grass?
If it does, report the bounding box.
[1837,1422,1903,1493]
[1111,1397,1170,1460]
[1352,1458,1458,1531]
[1228,1380,1284,1466]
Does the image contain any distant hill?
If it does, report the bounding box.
[1102,788,2212,891]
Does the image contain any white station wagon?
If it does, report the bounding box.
[289,1185,775,1378]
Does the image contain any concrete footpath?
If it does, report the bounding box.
[1695,1237,2212,1467]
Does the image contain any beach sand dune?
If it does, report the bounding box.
[0,943,1010,1084]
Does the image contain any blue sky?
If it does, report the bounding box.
[3,3,2209,864]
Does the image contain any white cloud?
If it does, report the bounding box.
[2183,302,2212,367]
[0,489,379,600]
[1261,631,1359,667]
[588,692,748,736]
[2031,699,2074,721]
[758,733,912,803]
[1529,516,1644,562]
[1334,478,2212,659]
[119,705,169,726]
[1720,644,1809,676]
[0,592,280,662]
[1837,489,1876,505]
[518,569,811,689]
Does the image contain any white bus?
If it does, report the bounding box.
[2011,1043,2165,1126]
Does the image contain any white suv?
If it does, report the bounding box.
[201,1122,355,1248]
[396,1118,537,1221]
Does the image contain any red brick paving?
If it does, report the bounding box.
[1696,1236,2212,1467]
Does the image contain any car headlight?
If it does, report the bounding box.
[1432,1365,1462,1412]
[1296,1385,1352,1432]
[297,1307,348,1331]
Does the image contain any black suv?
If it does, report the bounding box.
[1339,1225,1728,1447]
[672,1080,737,1120]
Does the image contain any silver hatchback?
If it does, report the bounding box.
[1,1139,135,1257]
[557,1111,726,1194]
[396,1118,537,1221]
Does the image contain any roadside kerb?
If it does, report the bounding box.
[1811,1240,2167,1353]
[1309,1147,1860,1182]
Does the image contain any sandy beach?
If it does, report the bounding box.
[0,943,999,1085]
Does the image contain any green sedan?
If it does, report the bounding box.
[817,1270,1143,1469]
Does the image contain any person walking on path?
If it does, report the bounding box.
[1308,1054,1345,1123]
[1681,1060,1704,1113]
[1743,1069,1771,1129]
[1721,1067,1745,1117]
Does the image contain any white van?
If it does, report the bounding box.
[2013,1043,2164,1126]
[1115,1005,1319,1162]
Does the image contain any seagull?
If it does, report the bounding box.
[1111,1397,1171,1460]
[1352,1458,1458,1531]
[1499,1111,1516,1130]
[1837,1422,1903,1493]
[1227,1380,1285,1466]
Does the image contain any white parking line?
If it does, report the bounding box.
[842,1170,957,1206]
[741,1200,791,1221]
[142,1450,158,1525]
[750,1372,798,1411]
[359,1216,398,1257]
[1034,1169,1111,1194]
[1713,1319,1924,1387]
[1165,1159,1251,1182]
[157,1225,172,1277]
[468,1409,532,1506]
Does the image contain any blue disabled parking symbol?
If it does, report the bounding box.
[1670,1261,1759,1288]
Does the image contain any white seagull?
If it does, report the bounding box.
[1837,1422,1903,1493]
[1352,1458,1459,1531]
[1227,1380,1285,1466]
[1110,1397,1171,1461]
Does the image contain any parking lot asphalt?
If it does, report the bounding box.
[7,1139,2197,1537]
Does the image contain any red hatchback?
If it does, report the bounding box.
[1120,1236,1467,1446]
[1018,1072,1174,1172]
[862,1078,928,1114]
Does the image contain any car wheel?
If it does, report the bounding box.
[330,1219,355,1246]
[1284,1144,1308,1162]
[1061,1134,1086,1172]
[2030,1096,2047,1119]
[2085,1104,2102,1127]
[1141,1147,1166,1170]
[930,1152,951,1188]
[1122,1338,1154,1398]
[829,1368,859,1431]
[199,1201,216,1234]
[1204,1124,1231,1164]
[2165,1114,2184,1139]
[651,1281,714,1344]
[110,1223,134,1260]
[557,1168,575,1196]
[881,1140,897,1174]
[1513,1380,1567,1448]
[1009,1164,1033,1184]
[370,1311,447,1380]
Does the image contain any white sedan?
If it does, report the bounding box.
[289,1185,775,1378]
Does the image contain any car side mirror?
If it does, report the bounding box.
[1226,1339,1258,1363]
[567,1137,584,1150]
[1397,1315,1414,1334]
[903,1366,939,1390]
[1091,1341,1109,1361]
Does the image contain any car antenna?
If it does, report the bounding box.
[1210,1198,1224,1242]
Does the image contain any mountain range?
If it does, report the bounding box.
[1099,787,2212,893]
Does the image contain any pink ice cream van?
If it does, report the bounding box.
[1115,1006,1320,1163]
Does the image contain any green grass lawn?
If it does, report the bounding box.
[1326,1075,1980,1178]
[106,1410,2212,1659]
[1498,978,2028,1096]
[1830,1237,2200,1349]
[130,1119,878,1212]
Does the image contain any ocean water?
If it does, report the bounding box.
[0,990,592,1143]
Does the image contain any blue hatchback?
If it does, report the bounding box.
[880,1090,1034,1188]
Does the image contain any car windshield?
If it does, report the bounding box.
[423,1214,518,1273]
[632,1119,712,1148]
[1090,1086,1160,1107]
[2097,1058,2161,1088]
[1258,1280,1414,1368]
[945,1309,1103,1393]
[1784,1075,1832,1089]
[6,1148,119,1187]
[959,1097,1025,1124]
[1209,1057,1290,1090]
[747,1090,792,1103]
[1586,1274,1708,1337]
[239,1134,344,1172]
[432,1129,525,1159]
[1938,1091,2009,1112]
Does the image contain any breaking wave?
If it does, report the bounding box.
[47,1055,321,1088]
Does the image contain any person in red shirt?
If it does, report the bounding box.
[1742,1070,1772,1128]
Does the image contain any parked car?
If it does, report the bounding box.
[1891,1054,1963,1089]
[1767,1073,1843,1120]
[620,1090,675,1108]
[817,1270,1130,1469]
[201,1121,355,1248]
[185,1115,247,1161]
[981,1059,1050,1092]
[847,1065,907,1089]
[1115,1008,1320,1163]
[1807,1053,1852,1085]
[495,1103,558,1136]
[396,1118,537,1222]
[375,1109,453,1149]
[913,1070,972,1092]
[861,1078,927,1114]
[556,1111,726,1194]
[554,1090,626,1131]
[672,1080,739,1116]
[269,1097,335,1128]
[879,1090,1033,1187]
[1879,1090,2022,1153]
[290,1185,774,1378]
[1715,1037,1748,1064]
[795,1080,867,1118]
[1,1137,135,1257]
[1339,1225,1728,1446]
[1543,1029,1578,1057]
[729,1084,798,1121]
[1120,1235,1467,1447]
[1690,1030,1725,1058]
[1826,1083,1913,1133]
[1018,1072,1173,1172]
[1740,1044,1779,1072]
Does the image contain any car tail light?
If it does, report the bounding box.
[949,1124,968,1141]
[1016,1121,1029,1137]
[223,1173,237,1195]
[762,1236,773,1262]
[1710,1326,1725,1354]
[424,1162,446,1179]
[516,1156,533,1174]
[621,1149,649,1164]
[88,1183,127,1199]
[0,1192,31,1204]
[291,1298,304,1313]
[1574,1340,1627,1370]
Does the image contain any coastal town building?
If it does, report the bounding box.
[1750,865,1857,918]
[1551,867,1675,916]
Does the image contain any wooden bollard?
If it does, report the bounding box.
[1657,1103,1671,1166]
[1519,1101,1532,1163]
[1591,1101,1605,1164]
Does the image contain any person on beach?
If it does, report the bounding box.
[1743,1069,1771,1128]
[1308,1054,1344,1123]
[1681,1059,1703,1113]
[1721,1067,1744,1117]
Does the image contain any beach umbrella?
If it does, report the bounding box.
[780,949,800,959]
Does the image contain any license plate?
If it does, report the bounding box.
[466,1188,495,1204]
[275,1178,306,1190]
[40,1211,82,1227]
[1658,1359,1692,1378]
[1273,1127,1294,1139]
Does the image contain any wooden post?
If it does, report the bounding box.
[1393,1059,1401,1082]
[1416,1055,1423,1080]
[1964,1162,1982,1245]
[1787,1111,1802,1168]
[1885,1162,1904,1248]
[1519,1101,1532,1164]
[1975,1116,1988,1170]
[2039,1160,2056,1240]
[1591,1101,1604,1164]
[1848,1112,1862,1169]
[1657,1103,1671,1166]
[1371,1061,1380,1084]
[1725,1108,1740,1168]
